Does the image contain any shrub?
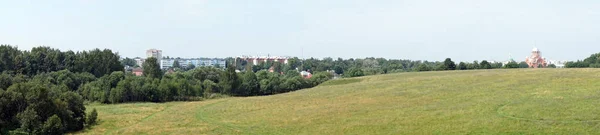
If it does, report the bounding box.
[86,108,98,126]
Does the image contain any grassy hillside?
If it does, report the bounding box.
[76,69,600,134]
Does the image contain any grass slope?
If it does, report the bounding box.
[76,69,600,134]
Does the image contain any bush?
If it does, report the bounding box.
[86,108,98,126]
[345,68,364,77]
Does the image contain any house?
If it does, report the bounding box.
[132,68,144,76]
[300,71,312,79]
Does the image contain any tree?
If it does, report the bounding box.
[333,65,344,75]
[42,115,64,135]
[186,64,196,71]
[0,72,13,90]
[519,62,529,68]
[17,108,41,134]
[86,108,98,126]
[345,68,364,77]
[272,62,283,73]
[202,80,218,98]
[309,72,333,86]
[120,57,137,67]
[470,61,480,69]
[547,64,557,68]
[442,58,456,70]
[219,66,241,95]
[173,60,181,69]
[239,72,259,96]
[252,65,262,72]
[457,62,467,70]
[416,63,431,72]
[480,60,492,69]
[58,91,86,131]
[142,57,162,79]
[504,61,519,68]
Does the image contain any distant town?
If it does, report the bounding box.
[128,47,567,73]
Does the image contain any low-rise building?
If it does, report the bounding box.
[238,55,289,65]
[132,68,144,76]
[134,57,145,67]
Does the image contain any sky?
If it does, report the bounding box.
[1,0,599,62]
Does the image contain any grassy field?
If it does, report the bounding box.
[75,69,600,134]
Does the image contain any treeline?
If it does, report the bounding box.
[565,53,600,68]
[79,62,332,103]
[233,57,539,78]
[0,45,123,77]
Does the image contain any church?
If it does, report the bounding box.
[525,48,547,68]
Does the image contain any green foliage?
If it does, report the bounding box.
[202,80,218,98]
[442,58,456,70]
[42,115,63,135]
[281,76,307,92]
[333,65,344,74]
[504,61,519,68]
[519,62,529,68]
[79,71,125,103]
[490,62,503,69]
[345,68,365,77]
[143,57,162,79]
[173,60,181,69]
[17,108,41,134]
[190,67,222,83]
[566,53,600,68]
[457,62,467,70]
[238,72,259,96]
[0,45,123,77]
[219,66,241,95]
[565,61,589,68]
[416,63,431,71]
[284,70,300,78]
[479,60,492,69]
[86,108,98,126]
[0,72,14,90]
[186,64,196,71]
[120,57,137,67]
[309,72,333,86]
[468,61,480,69]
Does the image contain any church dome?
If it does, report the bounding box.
[532,47,539,52]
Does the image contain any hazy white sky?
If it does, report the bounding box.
[1,0,599,62]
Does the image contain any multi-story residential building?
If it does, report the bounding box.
[146,49,162,59]
[161,58,227,69]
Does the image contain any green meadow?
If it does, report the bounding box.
[76,69,600,134]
